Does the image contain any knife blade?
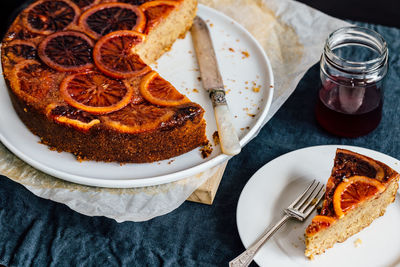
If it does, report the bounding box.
[191,16,241,156]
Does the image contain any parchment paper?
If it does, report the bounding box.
[0,0,350,222]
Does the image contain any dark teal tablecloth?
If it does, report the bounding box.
[1,21,399,266]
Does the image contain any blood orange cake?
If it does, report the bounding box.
[1,0,208,163]
[305,148,400,257]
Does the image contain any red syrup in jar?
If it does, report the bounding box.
[315,79,383,137]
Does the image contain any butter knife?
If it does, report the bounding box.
[191,16,241,156]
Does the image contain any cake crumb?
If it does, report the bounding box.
[200,141,213,158]
[212,131,220,145]
[228,47,235,52]
[209,23,213,27]
[309,255,315,261]
[226,89,231,94]
[354,238,362,247]
[168,159,175,164]
[241,51,250,58]
[247,113,256,118]
[252,86,260,93]
[197,76,202,82]
[240,128,244,131]
[192,88,199,93]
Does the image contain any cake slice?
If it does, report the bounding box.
[305,148,400,258]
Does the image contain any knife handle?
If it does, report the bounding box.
[214,104,241,156]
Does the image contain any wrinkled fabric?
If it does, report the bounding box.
[1,21,400,266]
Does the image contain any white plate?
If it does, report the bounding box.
[237,145,400,267]
[0,5,274,188]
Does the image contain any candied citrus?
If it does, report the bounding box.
[140,71,190,106]
[23,0,80,35]
[3,40,37,64]
[60,71,134,114]
[338,149,385,181]
[333,176,385,218]
[140,0,180,34]
[9,60,57,103]
[46,104,100,132]
[102,103,175,134]
[78,3,146,39]
[93,30,151,79]
[38,31,94,72]
[306,215,336,236]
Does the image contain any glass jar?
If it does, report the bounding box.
[315,26,388,137]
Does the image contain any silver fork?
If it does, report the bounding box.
[229,179,325,267]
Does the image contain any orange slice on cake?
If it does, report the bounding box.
[9,60,57,103]
[140,71,190,106]
[23,0,80,35]
[102,103,175,134]
[306,215,336,236]
[333,175,385,218]
[46,104,100,132]
[140,0,180,34]
[38,31,94,72]
[60,71,133,114]
[93,30,150,79]
[3,40,37,64]
[79,3,146,39]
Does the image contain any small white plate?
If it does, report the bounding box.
[236,145,400,267]
[0,5,274,188]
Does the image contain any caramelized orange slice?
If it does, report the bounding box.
[338,149,385,181]
[46,104,100,132]
[140,0,180,34]
[306,215,336,236]
[3,40,37,64]
[333,176,385,218]
[102,103,174,134]
[140,71,190,106]
[93,30,150,79]
[23,0,80,35]
[9,60,56,103]
[60,71,134,114]
[38,31,94,72]
[78,3,146,39]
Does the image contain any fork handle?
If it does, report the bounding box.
[229,214,290,267]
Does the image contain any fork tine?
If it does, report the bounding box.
[298,182,323,212]
[292,181,319,210]
[288,180,316,209]
[303,184,325,216]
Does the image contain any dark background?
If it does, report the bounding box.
[0,0,399,38]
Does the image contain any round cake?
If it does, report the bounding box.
[1,0,208,163]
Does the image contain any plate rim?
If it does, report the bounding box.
[0,4,274,188]
[236,144,400,266]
